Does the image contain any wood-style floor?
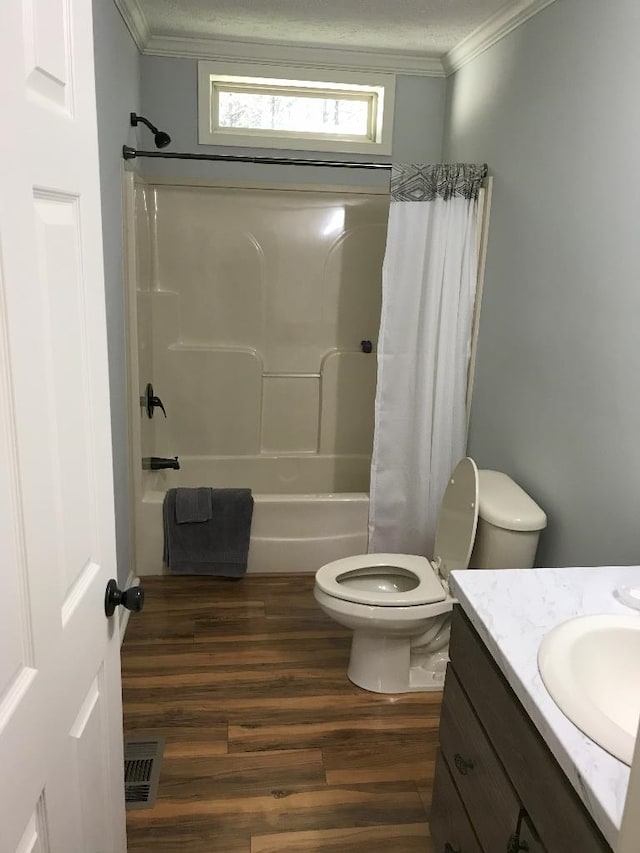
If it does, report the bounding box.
[121,574,441,852]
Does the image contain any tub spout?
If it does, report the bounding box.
[143,456,180,470]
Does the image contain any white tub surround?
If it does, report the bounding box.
[449,565,640,849]
[125,177,389,579]
[133,181,387,468]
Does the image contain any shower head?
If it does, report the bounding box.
[153,129,171,148]
[130,112,172,149]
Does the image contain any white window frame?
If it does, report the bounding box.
[197,60,395,156]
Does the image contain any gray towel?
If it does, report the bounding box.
[163,488,253,577]
[175,487,213,524]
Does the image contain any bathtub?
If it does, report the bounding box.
[135,454,370,575]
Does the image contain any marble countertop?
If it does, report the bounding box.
[449,565,640,850]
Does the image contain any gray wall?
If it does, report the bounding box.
[92,1,141,585]
[140,56,446,186]
[443,0,640,566]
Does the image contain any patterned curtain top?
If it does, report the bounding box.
[391,163,488,202]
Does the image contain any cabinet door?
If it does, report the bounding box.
[431,751,483,853]
[440,668,521,851]
[449,607,611,853]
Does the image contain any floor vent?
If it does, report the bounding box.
[124,736,164,810]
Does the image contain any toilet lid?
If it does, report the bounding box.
[433,457,479,582]
[315,553,446,607]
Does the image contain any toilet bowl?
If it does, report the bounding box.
[314,457,547,694]
[314,553,454,692]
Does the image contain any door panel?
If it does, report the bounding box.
[0,0,127,849]
[32,190,97,594]
[23,0,72,111]
[0,266,34,697]
[46,665,119,851]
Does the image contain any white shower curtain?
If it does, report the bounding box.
[368,163,487,556]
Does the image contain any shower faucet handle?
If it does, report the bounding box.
[151,395,167,417]
[143,382,167,418]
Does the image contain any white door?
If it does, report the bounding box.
[0,0,127,851]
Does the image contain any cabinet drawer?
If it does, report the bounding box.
[431,750,483,853]
[440,667,521,852]
[449,607,610,853]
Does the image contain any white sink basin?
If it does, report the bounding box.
[538,614,640,765]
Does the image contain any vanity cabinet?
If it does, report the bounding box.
[430,606,612,853]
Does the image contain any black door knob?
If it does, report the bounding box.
[104,579,145,618]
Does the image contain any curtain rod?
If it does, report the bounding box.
[122,145,393,170]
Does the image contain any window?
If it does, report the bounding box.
[198,62,395,155]
[216,83,376,140]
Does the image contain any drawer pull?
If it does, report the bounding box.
[444,844,461,853]
[507,832,530,853]
[454,753,475,775]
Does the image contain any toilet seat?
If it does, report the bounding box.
[315,553,446,607]
[314,586,454,623]
[315,458,480,610]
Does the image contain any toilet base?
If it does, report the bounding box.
[408,651,448,691]
[347,630,449,694]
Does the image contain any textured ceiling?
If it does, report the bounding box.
[139,0,512,55]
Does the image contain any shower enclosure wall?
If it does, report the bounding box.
[125,174,389,574]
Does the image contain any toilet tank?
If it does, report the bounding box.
[469,470,547,569]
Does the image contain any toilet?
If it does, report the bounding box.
[314,458,547,693]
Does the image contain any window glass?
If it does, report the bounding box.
[216,85,374,140]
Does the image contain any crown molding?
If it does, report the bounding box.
[114,0,559,78]
[442,0,559,75]
[113,0,150,52]
[143,34,446,76]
